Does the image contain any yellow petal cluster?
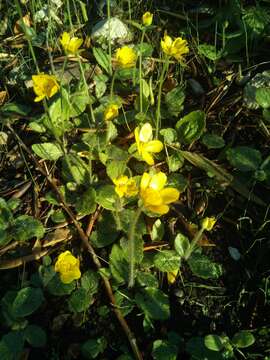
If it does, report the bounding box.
[104,104,119,121]
[115,46,137,69]
[55,250,81,284]
[32,74,60,102]
[142,12,153,26]
[140,172,179,215]
[135,123,163,165]
[161,34,189,61]
[113,175,138,198]
[60,32,83,55]
[201,217,216,231]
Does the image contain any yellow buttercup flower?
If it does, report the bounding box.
[135,123,163,165]
[113,175,138,198]
[140,172,180,215]
[104,104,119,121]
[201,217,216,231]
[142,12,153,26]
[161,34,189,61]
[32,74,60,102]
[60,32,83,55]
[115,46,137,69]
[55,250,81,284]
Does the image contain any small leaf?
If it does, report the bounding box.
[136,272,159,288]
[75,188,96,215]
[174,233,190,258]
[226,146,262,172]
[232,331,255,348]
[154,250,181,272]
[202,133,225,149]
[109,244,129,284]
[135,287,170,320]
[152,339,178,360]
[151,219,164,242]
[160,128,178,145]
[12,287,44,317]
[167,153,184,172]
[81,270,99,295]
[96,185,117,210]
[188,253,222,279]
[32,142,63,161]
[81,337,107,359]
[24,325,47,348]
[12,215,45,242]
[165,86,185,117]
[176,110,206,144]
[204,335,224,351]
[198,44,222,61]
[0,331,24,359]
[47,274,75,296]
[68,288,93,313]
[256,87,270,109]
[93,47,111,74]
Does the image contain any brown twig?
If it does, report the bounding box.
[7,124,143,360]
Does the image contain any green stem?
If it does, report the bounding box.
[139,29,146,113]
[128,207,142,288]
[155,56,169,138]
[107,0,112,76]
[110,71,117,99]
[184,228,204,260]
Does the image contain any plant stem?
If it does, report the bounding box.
[107,0,112,75]
[110,70,117,99]
[155,56,169,138]
[139,29,146,113]
[128,207,142,288]
[184,228,204,260]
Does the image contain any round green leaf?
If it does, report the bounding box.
[174,233,190,258]
[135,287,170,320]
[176,110,206,144]
[0,331,24,360]
[226,146,262,172]
[32,142,63,161]
[204,335,224,351]
[12,287,44,317]
[68,288,93,313]
[81,337,107,359]
[187,253,222,279]
[232,331,255,348]
[24,325,47,348]
[256,87,270,109]
[12,215,45,242]
[75,188,96,215]
[96,185,117,210]
[81,270,99,295]
[154,250,181,272]
[152,339,178,360]
[47,274,75,296]
[202,133,225,149]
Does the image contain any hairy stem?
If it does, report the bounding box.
[128,207,142,288]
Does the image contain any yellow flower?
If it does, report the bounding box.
[115,46,137,69]
[142,12,153,26]
[140,172,179,215]
[55,250,81,284]
[60,32,83,55]
[104,104,119,121]
[201,217,216,231]
[167,269,179,284]
[113,175,138,198]
[32,74,60,102]
[135,123,163,165]
[160,34,189,61]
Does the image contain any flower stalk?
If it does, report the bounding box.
[128,207,142,288]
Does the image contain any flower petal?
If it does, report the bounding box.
[149,172,167,191]
[143,140,163,153]
[160,188,180,204]
[141,149,154,165]
[140,173,151,190]
[148,204,169,215]
[139,123,153,142]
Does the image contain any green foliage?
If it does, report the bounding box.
[24,325,47,348]
[226,146,262,172]
[154,250,181,272]
[81,337,107,359]
[164,86,185,117]
[232,331,255,348]
[176,111,206,144]
[32,142,64,161]
[135,287,170,320]
[202,133,225,149]
[188,253,223,279]
[12,287,44,318]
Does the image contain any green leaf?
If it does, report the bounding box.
[167,152,184,172]
[0,198,13,229]
[160,128,178,145]
[81,270,99,295]
[204,335,224,351]
[81,337,107,359]
[232,331,255,348]
[176,110,206,144]
[75,188,96,215]
[174,233,190,258]
[12,287,44,317]
[154,250,181,272]
[1,102,31,116]
[70,89,93,117]
[186,337,223,360]
[120,235,144,265]
[188,253,222,279]
[135,287,170,320]
[114,290,134,317]
[90,212,118,248]
[61,153,88,185]
[152,339,178,360]
[226,146,262,172]
[167,173,188,192]
[68,288,93,313]
[47,274,75,296]
[134,43,153,57]
[12,215,45,242]
[106,160,127,180]
[136,272,159,288]
[202,133,225,149]
[256,87,270,109]
[0,331,24,360]
[0,229,10,247]
[109,244,129,284]
[24,325,47,348]
[198,44,222,61]
[32,142,63,161]
[165,86,185,117]
[93,47,111,74]
[96,185,117,210]
[151,219,164,242]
